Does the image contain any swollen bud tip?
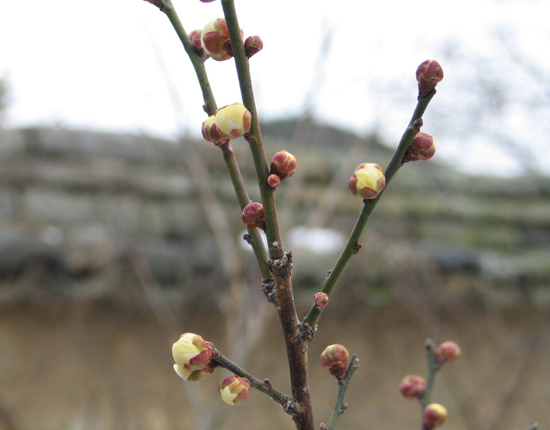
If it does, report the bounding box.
[320,344,350,381]
[219,376,252,405]
[435,341,461,366]
[399,375,427,400]
[416,60,444,98]
[423,403,448,429]
[349,163,386,200]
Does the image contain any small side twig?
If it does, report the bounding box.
[326,355,360,430]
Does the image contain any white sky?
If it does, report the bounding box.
[1,0,549,175]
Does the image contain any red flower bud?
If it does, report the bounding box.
[320,344,349,381]
[189,30,209,59]
[416,60,444,98]
[241,202,265,230]
[314,292,329,308]
[244,36,263,58]
[267,174,281,188]
[399,375,427,399]
[404,131,436,162]
[270,150,297,180]
[423,403,448,429]
[435,341,461,366]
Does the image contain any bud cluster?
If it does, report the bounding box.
[202,103,252,144]
[268,150,297,188]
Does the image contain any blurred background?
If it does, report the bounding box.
[1,0,549,429]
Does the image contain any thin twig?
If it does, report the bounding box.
[327,355,360,430]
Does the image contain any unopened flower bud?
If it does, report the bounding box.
[201,18,233,61]
[320,344,350,381]
[416,60,444,98]
[349,163,386,200]
[244,35,263,58]
[404,131,436,162]
[218,376,252,405]
[267,174,281,188]
[270,150,297,180]
[173,364,213,382]
[435,341,461,366]
[214,103,252,139]
[189,29,209,59]
[423,403,448,429]
[241,202,265,230]
[202,115,226,144]
[314,292,329,308]
[172,332,214,372]
[399,375,427,399]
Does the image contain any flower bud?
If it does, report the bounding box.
[416,60,444,98]
[241,202,265,230]
[172,332,214,372]
[270,150,297,180]
[267,174,281,188]
[218,376,252,405]
[399,375,427,400]
[202,115,226,144]
[189,29,209,59]
[314,292,329,308]
[404,131,436,162]
[349,163,386,200]
[201,18,232,61]
[320,344,349,381]
[173,364,213,382]
[435,341,461,366]
[214,103,252,139]
[244,35,263,58]
[423,403,448,429]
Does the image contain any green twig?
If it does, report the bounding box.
[421,339,439,411]
[327,355,360,430]
[303,90,437,328]
[215,353,297,415]
[221,0,283,259]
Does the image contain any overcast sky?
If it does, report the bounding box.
[1,0,549,175]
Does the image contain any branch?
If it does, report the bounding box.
[303,90,437,328]
[421,339,440,411]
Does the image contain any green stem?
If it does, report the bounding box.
[215,353,296,413]
[222,0,283,259]
[327,355,360,430]
[421,339,439,411]
[158,1,270,276]
[304,90,437,328]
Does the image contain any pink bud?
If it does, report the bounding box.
[267,174,281,188]
[189,30,209,59]
[201,115,226,145]
[349,163,386,200]
[241,202,265,230]
[404,131,436,162]
[423,403,448,429]
[416,60,444,98]
[314,292,329,308]
[219,376,252,405]
[435,341,461,366]
[270,150,297,180]
[320,344,350,381]
[399,375,427,399]
[244,36,263,58]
